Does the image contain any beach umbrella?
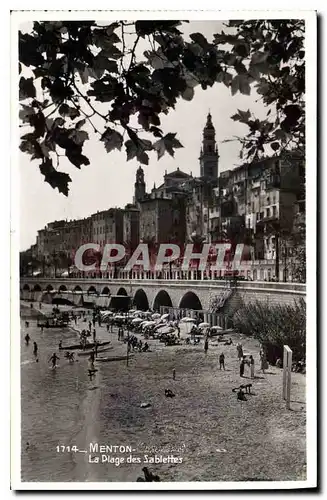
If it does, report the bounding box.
[132,317,143,324]
[152,313,161,320]
[210,326,223,332]
[157,326,175,335]
[161,313,170,320]
[180,317,196,323]
[199,322,210,328]
[142,321,156,329]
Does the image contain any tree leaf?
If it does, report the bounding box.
[58,103,70,116]
[153,133,183,160]
[125,140,138,161]
[19,104,35,123]
[223,72,233,87]
[238,74,251,95]
[66,150,90,168]
[231,75,240,96]
[181,86,194,101]
[68,129,89,146]
[190,32,209,49]
[251,51,269,65]
[19,77,36,100]
[137,151,149,165]
[75,119,86,130]
[101,128,123,153]
[237,109,251,122]
[39,158,72,196]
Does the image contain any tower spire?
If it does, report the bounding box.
[134,165,146,204]
[199,113,219,178]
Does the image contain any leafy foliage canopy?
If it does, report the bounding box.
[19,20,305,195]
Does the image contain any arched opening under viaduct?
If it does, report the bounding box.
[53,296,74,305]
[58,285,67,293]
[153,290,173,311]
[101,286,110,295]
[22,284,30,291]
[33,284,42,292]
[45,284,53,292]
[179,291,203,311]
[117,287,128,296]
[133,289,149,311]
[87,286,97,295]
[73,286,83,293]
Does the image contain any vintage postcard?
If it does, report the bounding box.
[11,9,317,490]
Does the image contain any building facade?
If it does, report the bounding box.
[25,114,304,282]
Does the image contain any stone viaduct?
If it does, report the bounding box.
[20,277,306,318]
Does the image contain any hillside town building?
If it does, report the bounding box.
[22,114,305,282]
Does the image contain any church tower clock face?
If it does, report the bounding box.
[199,112,219,179]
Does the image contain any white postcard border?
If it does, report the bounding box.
[10,8,317,491]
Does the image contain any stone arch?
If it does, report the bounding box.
[101,286,110,295]
[73,285,83,293]
[33,284,42,292]
[45,284,53,292]
[153,290,173,311]
[133,289,149,311]
[23,284,30,291]
[179,291,203,310]
[87,286,97,294]
[58,284,67,293]
[117,287,128,296]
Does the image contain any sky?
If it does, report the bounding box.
[19,20,268,250]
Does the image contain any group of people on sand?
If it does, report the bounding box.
[125,335,149,353]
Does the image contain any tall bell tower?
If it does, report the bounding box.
[134,166,146,204]
[199,112,219,178]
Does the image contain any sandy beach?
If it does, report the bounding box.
[20,302,306,482]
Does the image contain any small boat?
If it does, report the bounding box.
[59,341,110,350]
[78,346,113,357]
[95,354,133,362]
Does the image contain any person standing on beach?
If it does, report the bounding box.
[92,329,96,342]
[219,353,225,370]
[240,357,245,377]
[94,340,99,357]
[25,333,30,345]
[204,337,209,355]
[249,355,255,378]
[49,353,59,368]
[33,342,38,361]
[88,354,96,378]
[236,343,243,360]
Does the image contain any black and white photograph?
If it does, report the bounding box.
[11,10,317,490]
